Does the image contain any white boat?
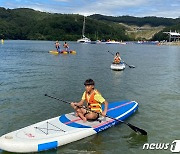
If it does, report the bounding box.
[77,35,91,43]
[119,42,127,45]
[110,62,125,71]
[0,100,138,153]
[106,41,120,44]
[77,16,91,43]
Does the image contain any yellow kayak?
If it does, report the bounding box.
[49,51,59,55]
[49,50,76,55]
[70,50,76,54]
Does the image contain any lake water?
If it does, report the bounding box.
[0,40,180,154]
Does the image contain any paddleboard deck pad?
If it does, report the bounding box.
[0,100,138,153]
[110,62,125,71]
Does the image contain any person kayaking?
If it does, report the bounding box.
[113,52,122,64]
[63,41,69,51]
[55,41,61,52]
[71,79,108,122]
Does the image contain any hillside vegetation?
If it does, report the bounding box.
[0,7,128,41]
[89,14,180,27]
[90,14,180,41]
[118,23,165,40]
[0,7,180,41]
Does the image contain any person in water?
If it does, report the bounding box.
[55,41,61,52]
[63,41,69,51]
[71,79,108,122]
[113,52,122,64]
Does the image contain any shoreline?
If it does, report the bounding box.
[159,41,180,46]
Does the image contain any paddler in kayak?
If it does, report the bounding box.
[63,41,69,52]
[71,79,108,122]
[113,52,122,64]
[55,40,61,52]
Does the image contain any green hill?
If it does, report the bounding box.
[89,14,180,41]
[89,14,179,27]
[0,7,129,41]
[0,7,180,41]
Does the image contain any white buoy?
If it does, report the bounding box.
[1,39,4,44]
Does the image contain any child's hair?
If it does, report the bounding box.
[84,79,95,86]
[116,52,119,55]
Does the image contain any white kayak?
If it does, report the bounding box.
[110,62,125,71]
[0,100,138,153]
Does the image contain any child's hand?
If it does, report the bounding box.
[71,102,78,107]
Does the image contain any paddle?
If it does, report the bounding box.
[107,51,135,68]
[123,61,135,68]
[45,94,147,135]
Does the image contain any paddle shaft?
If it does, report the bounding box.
[45,94,98,113]
[107,51,135,68]
[108,50,114,56]
[45,94,147,135]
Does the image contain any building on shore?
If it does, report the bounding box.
[163,30,180,42]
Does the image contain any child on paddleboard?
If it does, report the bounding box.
[63,41,69,51]
[113,52,122,64]
[71,79,108,122]
[55,41,61,52]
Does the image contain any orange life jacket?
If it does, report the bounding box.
[85,90,102,113]
[114,56,120,63]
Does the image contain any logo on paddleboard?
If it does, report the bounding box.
[143,140,180,152]
[94,121,116,133]
[25,133,35,138]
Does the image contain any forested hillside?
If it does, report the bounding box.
[89,14,180,41]
[89,14,180,27]
[0,7,180,41]
[0,7,129,41]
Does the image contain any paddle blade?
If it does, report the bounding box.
[129,65,135,68]
[123,62,135,68]
[127,123,147,135]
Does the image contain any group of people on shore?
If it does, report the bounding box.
[55,41,69,52]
